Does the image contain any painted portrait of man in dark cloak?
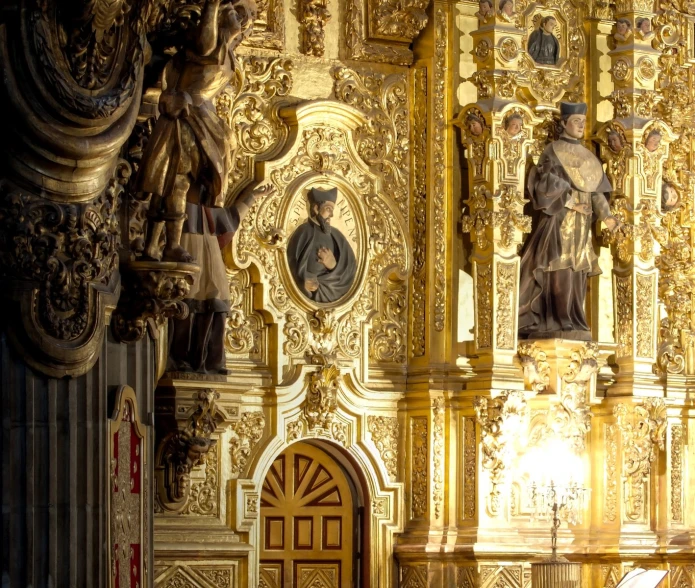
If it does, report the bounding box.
[287,187,357,304]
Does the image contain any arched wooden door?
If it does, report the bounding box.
[259,442,357,588]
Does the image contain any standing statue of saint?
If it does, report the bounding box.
[136,0,257,262]
[518,102,619,340]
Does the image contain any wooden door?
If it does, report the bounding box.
[259,442,355,588]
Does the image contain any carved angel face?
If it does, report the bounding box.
[662,183,679,210]
[638,18,651,34]
[479,0,493,16]
[562,114,585,139]
[505,114,523,136]
[646,131,662,152]
[607,132,623,153]
[500,0,514,15]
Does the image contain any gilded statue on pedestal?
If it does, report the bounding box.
[135,0,258,262]
[518,102,619,340]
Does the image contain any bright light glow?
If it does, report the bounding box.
[518,440,585,488]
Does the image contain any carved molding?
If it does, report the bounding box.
[614,398,667,522]
[411,65,427,357]
[670,423,684,523]
[411,416,428,519]
[474,391,528,516]
[216,56,293,203]
[230,411,266,477]
[463,417,477,520]
[604,423,618,523]
[368,416,399,481]
[432,397,445,519]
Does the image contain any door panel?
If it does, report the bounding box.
[260,442,354,588]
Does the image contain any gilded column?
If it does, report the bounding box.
[458,5,537,391]
[599,0,674,396]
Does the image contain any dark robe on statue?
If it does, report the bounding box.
[518,136,613,340]
[528,29,560,65]
[287,220,356,303]
[168,201,240,373]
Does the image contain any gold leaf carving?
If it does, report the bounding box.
[463,417,477,520]
[229,412,266,477]
[604,424,618,523]
[368,416,399,480]
[243,0,285,50]
[216,56,293,203]
[636,273,655,358]
[369,278,407,364]
[671,424,684,523]
[476,263,493,350]
[225,269,262,358]
[475,391,527,516]
[411,416,428,519]
[371,0,430,40]
[411,66,427,358]
[283,310,309,357]
[181,443,219,517]
[432,397,445,520]
[518,342,550,393]
[496,263,517,350]
[333,67,410,223]
[300,0,330,57]
[614,398,667,522]
[614,274,634,357]
[432,9,448,332]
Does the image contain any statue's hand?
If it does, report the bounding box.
[305,279,319,292]
[604,216,620,232]
[317,247,337,270]
[572,203,593,216]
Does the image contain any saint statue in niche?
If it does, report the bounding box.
[528,16,560,65]
[287,187,357,303]
[135,0,257,262]
[518,102,620,341]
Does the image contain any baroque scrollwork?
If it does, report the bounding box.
[518,342,550,393]
[432,397,445,519]
[614,398,667,522]
[369,277,407,364]
[303,364,340,431]
[411,416,428,518]
[474,391,528,516]
[230,411,266,476]
[368,416,399,481]
[551,343,598,451]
